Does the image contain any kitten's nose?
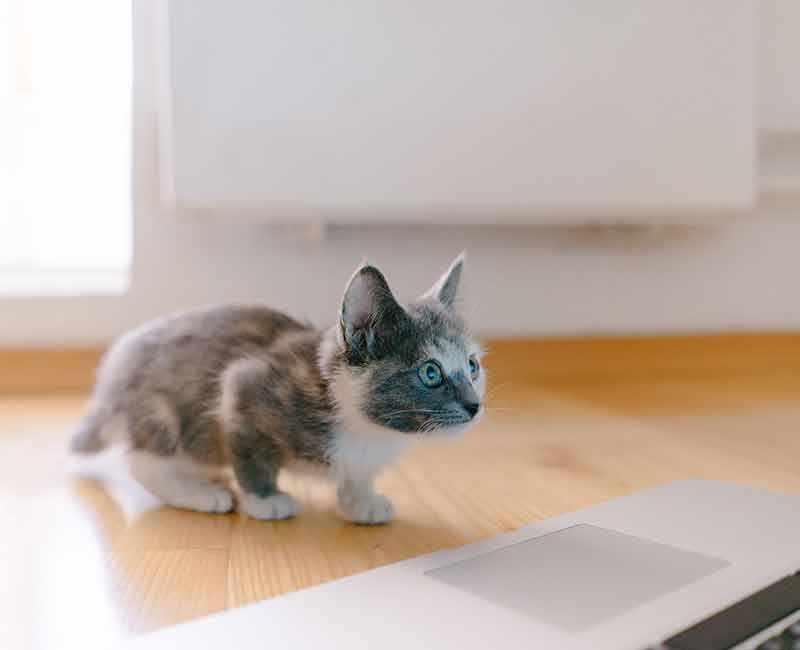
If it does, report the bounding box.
[462,401,481,418]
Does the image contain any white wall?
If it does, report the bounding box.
[1,0,799,346]
[759,0,800,132]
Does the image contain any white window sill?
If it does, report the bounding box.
[0,269,130,298]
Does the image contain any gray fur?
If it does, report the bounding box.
[71,254,485,522]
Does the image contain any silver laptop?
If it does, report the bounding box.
[122,480,800,650]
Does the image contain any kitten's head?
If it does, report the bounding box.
[328,253,485,436]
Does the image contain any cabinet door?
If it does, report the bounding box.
[158,0,756,224]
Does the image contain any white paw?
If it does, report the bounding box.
[339,492,395,525]
[171,486,234,514]
[239,492,298,520]
[198,486,233,512]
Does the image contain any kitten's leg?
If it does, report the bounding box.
[331,436,401,524]
[230,428,297,520]
[336,476,394,525]
[128,450,234,513]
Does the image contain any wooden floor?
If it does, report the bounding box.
[2,336,800,650]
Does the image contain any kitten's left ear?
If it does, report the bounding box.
[420,252,466,310]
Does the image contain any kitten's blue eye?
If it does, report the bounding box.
[418,360,444,388]
[469,355,480,379]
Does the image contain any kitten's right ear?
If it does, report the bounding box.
[339,264,409,363]
[420,252,466,310]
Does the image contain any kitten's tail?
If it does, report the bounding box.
[70,406,115,454]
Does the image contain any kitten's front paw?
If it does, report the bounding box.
[339,492,395,525]
[239,492,298,520]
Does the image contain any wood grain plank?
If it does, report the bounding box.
[2,335,800,644]
[108,549,229,635]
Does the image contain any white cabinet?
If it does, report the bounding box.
[157,1,757,224]
[760,0,800,134]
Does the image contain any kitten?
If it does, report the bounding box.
[70,253,485,524]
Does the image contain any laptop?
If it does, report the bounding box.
[122,480,800,650]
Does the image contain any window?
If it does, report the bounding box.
[0,0,132,295]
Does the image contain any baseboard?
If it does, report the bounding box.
[2,333,800,394]
[0,348,105,394]
[486,333,800,384]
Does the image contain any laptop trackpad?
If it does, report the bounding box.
[426,524,729,633]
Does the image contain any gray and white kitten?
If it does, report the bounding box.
[70,254,485,524]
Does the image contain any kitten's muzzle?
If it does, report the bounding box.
[453,381,481,420]
[462,401,481,419]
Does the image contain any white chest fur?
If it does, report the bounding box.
[325,365,411,487]
[327,428,409,486]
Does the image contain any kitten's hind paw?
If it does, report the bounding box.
[340,493,395,525]
[239,492,298,520]
[199,486,236,513]
[165,485,234,514]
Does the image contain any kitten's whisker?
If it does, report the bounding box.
[383,408,438,418]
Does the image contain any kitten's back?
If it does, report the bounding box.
[71,305,314,458]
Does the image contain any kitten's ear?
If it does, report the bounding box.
[340,264,409,362]
[420,252,466,310]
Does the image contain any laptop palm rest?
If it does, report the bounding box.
[425,524,729,633]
